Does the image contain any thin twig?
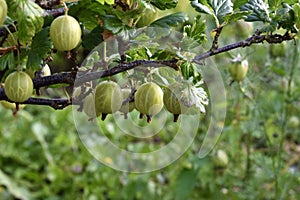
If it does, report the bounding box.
[75,59,179,86]
[193,31,295,64]
[0,59,178,108]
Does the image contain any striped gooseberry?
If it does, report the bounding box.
[4,71,33,102]
[50,14,82,51]
[134,82,163,123]
[0,0,7,26]
[95,81,122,120]
[163,82,189,122]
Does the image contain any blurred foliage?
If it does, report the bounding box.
[1,0,300,199]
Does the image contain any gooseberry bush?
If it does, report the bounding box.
[0,0,297,114]
[0,0,300,199]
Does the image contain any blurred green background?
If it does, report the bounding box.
[1,3,300,200]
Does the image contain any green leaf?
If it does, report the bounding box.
[210,0,233,17]
[270,65,286,76]
[268,0,283,9]
[32,122,54,165]
[150,12,188,29]
[182,16,207,49]
[240,0,270,22]
[96,0,114,5]
[190,0,233,18]
[223,11,252,24]
[233,0,248,10]
[82,51,100,69]
[0,52,15,70]
[152,67,180,86]
[260,24,277,32]
[294,3,300,29]
[180,61,195,80]
[174,169,197,200]
[82,25,104,50]
[150,0,178,10]
[106,0,114,4]
[190,0,213,15]
[179,61,202,83]
[27,28,52,70]
[151,48,177,60]
[273,5,298,32]
[8,0,44,45]
[0,169,32,200]
[101,15,131,34]
[69,0,107,30]
[284,0,298,3]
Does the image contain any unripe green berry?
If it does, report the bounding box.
[83,93,96,119]
[212,149,229,168]
[134,82,163,122]
[0,0,7,26]
[229,60,248,82]
[4,71,33,102]
[163,83,189,122]
[50,15,82,51]
[95,81,122,120]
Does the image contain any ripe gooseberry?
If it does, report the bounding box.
[83,93,97,120]
[163,82,189,122]
[134,82,163,123]
[228,59,248,82]
[0,0,7,26]
[50,14,82,51]
[4,71,33,102]
[212,149,229,168]
[94,81,122,121]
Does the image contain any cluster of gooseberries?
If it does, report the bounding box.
[1,3,189,123]
[75,81,191,123]
[1,1,80,114]
[1,1,190,123]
